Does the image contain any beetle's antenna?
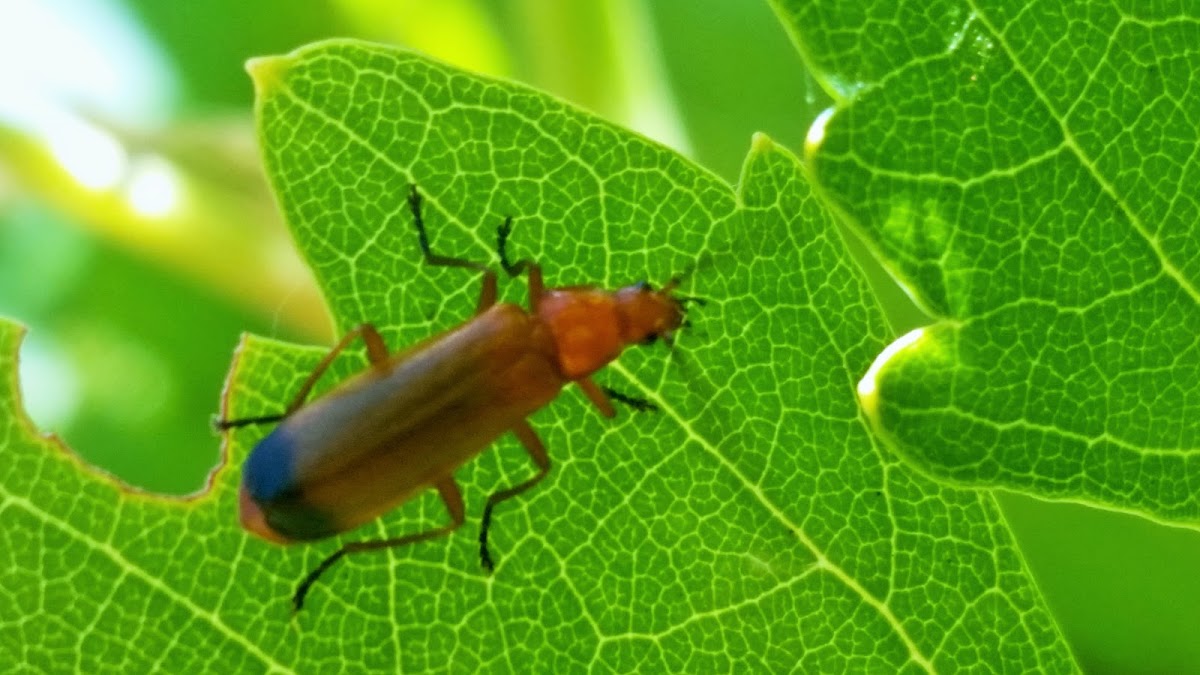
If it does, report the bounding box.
[662,248,717,293]
[675,295,708,308]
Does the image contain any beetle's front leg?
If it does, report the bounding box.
[573,377,658,418]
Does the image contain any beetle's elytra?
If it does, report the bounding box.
[218,185,697,611]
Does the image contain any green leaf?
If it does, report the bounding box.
[775,1,1200,525]
[1,40,1074,671]
[0,321,281,671]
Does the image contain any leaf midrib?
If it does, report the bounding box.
[612,362,936,673]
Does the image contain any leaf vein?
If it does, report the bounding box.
[609,362,935,673]
[0,492,292,674]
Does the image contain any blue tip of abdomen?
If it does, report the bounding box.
[242,428,297,503]
[240,426,341,541]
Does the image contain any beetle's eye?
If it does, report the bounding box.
[634,280,653,292]
[641,333,658,346]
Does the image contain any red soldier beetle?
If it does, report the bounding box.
[217,185,700,611]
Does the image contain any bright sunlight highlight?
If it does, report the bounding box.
[805,107,836,153]
[126,155,182,218]
[45,114,128,191]
[857,327,926,398]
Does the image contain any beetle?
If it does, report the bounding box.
[218,185,697,611]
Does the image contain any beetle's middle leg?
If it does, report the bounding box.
[479,420,551,573]
[408,184,547,313]
[292,478,466,613]
[215,323,389,430]
[496,215,545,311]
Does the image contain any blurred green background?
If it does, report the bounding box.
[1,1,1197,672]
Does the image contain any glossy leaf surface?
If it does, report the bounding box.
[775,0,1200,525]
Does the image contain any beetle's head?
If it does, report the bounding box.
[614,278,704,349]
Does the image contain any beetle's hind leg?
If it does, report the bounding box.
[479,420,551,573]
[214,323,389,430]
[292,479,466,613]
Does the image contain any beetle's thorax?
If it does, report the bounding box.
[537,284,684,380]
[537,288,622,380]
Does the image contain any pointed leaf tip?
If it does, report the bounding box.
[750,132,775,153]
[246,55,290,97]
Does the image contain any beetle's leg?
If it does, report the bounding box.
[215,323,388,430]
[600,386,658,413]
[571,379,658,420]
[288,323,390,410]
[292,479,466,613]
[479,420,550,573]
[525,265,545,312]
[212,412,287,431]
[496,213,545,311]
[408,184,500,313]
[575,377,616,418]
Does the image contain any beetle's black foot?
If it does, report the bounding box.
[602,387,658,413]
[479,504,497,574]
[212,413,286,431]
